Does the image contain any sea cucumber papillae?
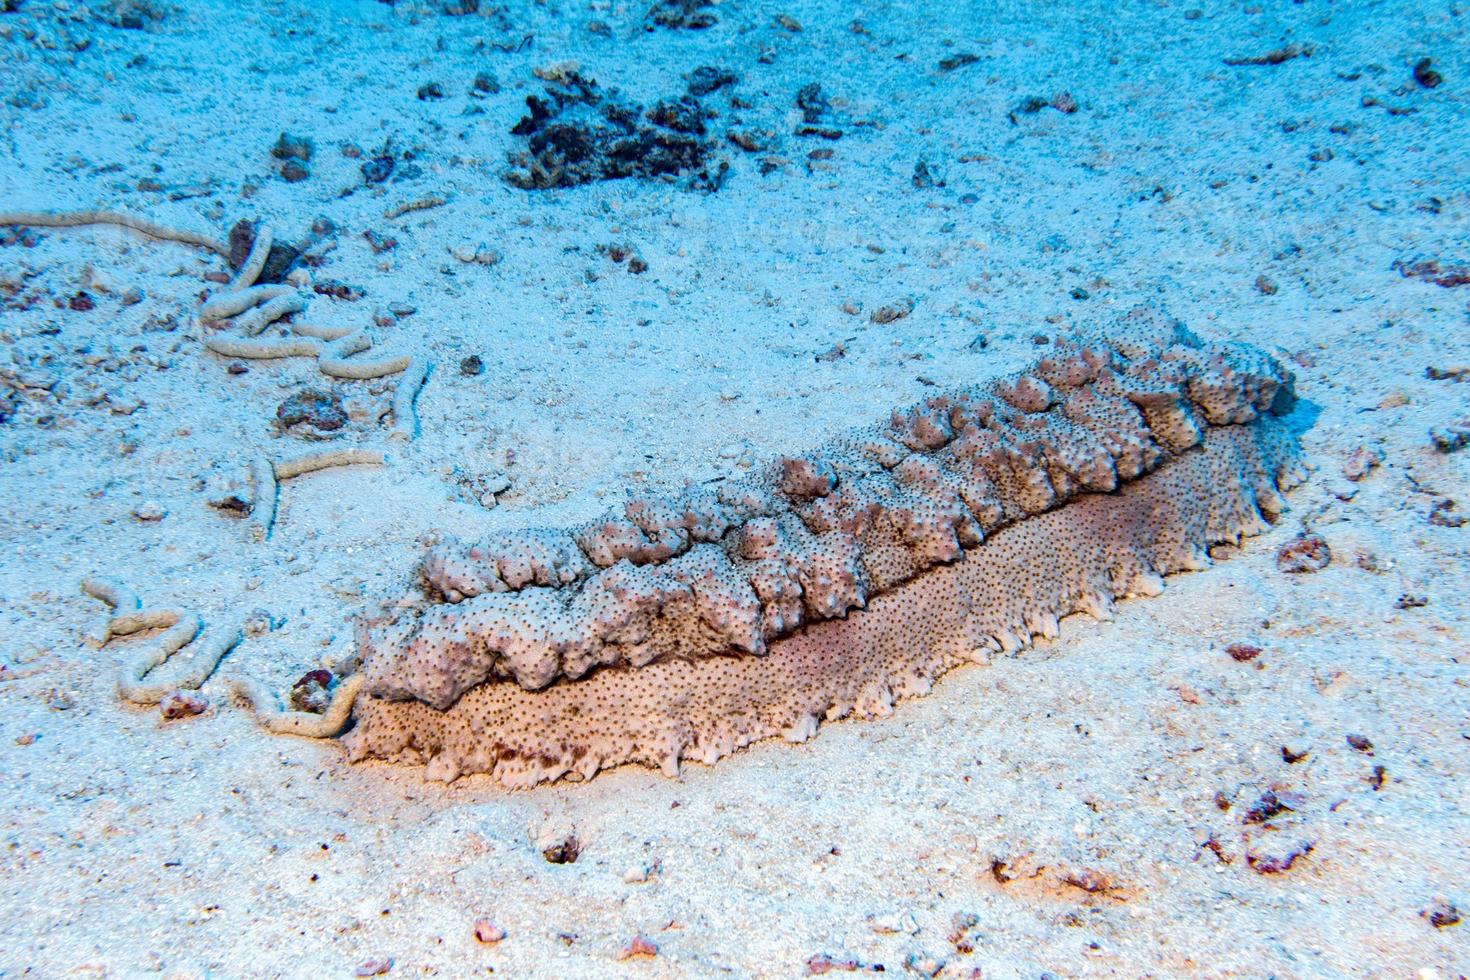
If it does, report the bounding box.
[346,309,1305,787]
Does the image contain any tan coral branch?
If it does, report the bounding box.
[234,292,307,337]
[318,329,411,379]
[389,358,428,441]
[80,581,242,705]
[249,455,278,542]
[384,196,447,220]
[80,576,141,647]
[199,284,294,321]
[204,335,324,360]
[274,447,386,480]
[290,322,357,341]
[249,449,386,541]
[229,673,365,737]
[228,222,273,291]
[0,208,230,256]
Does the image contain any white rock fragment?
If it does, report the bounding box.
[450,242,501,266]
[132,501,167,522]
[868,910,919,935]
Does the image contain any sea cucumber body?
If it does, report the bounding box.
[345,314,1304,787]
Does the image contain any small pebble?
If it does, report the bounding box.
[1225,642,1262,662]
[1277,534,1330,573]
[867,910,919,934]
[542,834,580,864]
[41,688,75,711]
[289,669,334,714]
[450,242,501,265]
[616,935,658,960]
[133,501,167,522]
[1423,899,1461,928]
[354,959,392,977]
[459,355,485,376]
[871,298,914,324]
[159,690,208,720]
[272,132,314,161]
[472,917,506,944]
[1342,445,1383,481]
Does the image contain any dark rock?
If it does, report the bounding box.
[228,219,256,269]
[272,133,314,162]
[290,669,334,713]
[362,155,395,184]
[646,97,708,135]
[687,66,737,97]
[644,0,716,30]
[276,389,347,433]
[1424,900,1461,929]
[795,82,830,124]
[504,72,725,190]
[1413,57,1442,89]
[313,280,365,301]
[542,834,581,864]
[256,241,301,285]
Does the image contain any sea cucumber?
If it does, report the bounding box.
[343,310,1303,786]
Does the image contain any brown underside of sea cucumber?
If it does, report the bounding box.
[344,310,1304,787]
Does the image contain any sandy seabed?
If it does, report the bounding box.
[1,0,1467,976]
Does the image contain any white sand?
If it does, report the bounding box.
[1,0,1466,975]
